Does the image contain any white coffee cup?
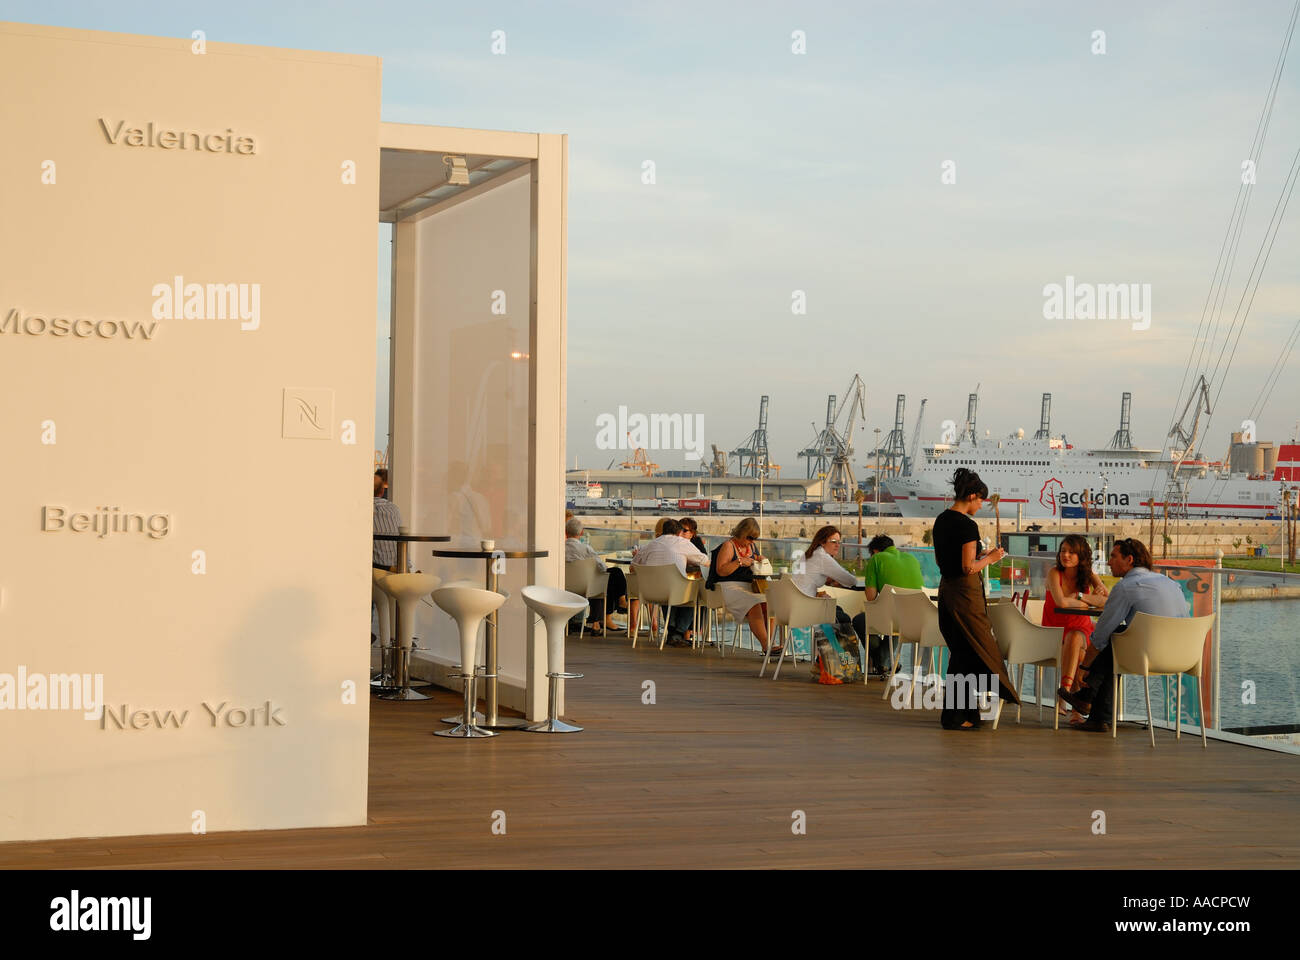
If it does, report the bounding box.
[481,539,495,551]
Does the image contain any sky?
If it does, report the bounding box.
[12,0,1300,476]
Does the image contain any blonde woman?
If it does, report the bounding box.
[707,517,774,655]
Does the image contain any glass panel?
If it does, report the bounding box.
[405,172,533,679]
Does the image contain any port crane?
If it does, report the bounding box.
[878,394,909,477]
[1107,392,1135,449]
[959,386,980,444]
[904,398,927,476]
[620,444,659,476]
[825,375,867,502]
[731,396,773,478]
[1163,375,1211,517]
[1033,393,1051,440]
[798,394,837,478]
[708,444,728,478]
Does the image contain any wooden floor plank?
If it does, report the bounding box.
[1,634,1297,868]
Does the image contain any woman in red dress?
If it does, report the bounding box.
[1042,535,1108,724]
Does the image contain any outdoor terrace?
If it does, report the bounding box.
[3,635,1297,869]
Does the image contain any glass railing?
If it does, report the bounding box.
[999,555,1300,756]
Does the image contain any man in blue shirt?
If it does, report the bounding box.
[1057,538,1188,732]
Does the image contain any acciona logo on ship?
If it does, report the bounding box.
[50,890,151,941]
[151,275,260,330]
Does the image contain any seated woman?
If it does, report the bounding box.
[1042,534,1108,724]
[708,517,774,656]
[790,524,860,628]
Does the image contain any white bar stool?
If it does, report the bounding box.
[521,585,589,734]
[371,568,398,686]
[433,584,507,739]
[376,573,441,700]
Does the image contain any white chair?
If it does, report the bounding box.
[521,585,590,734]
[375,573,441,701]
[762,576,835,680]
[432,584,507,739]
[892,591,947,704]
[877,586,925,699]
[1023,598,1045,626]
[701,586,742,655]
[630,563,696,650]
[1110,612,1214,748]
[988,601,1062,729]
[565,557,610,636]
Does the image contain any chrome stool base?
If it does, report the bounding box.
[374,642,432,700]
[523,671,584,735]
[523,717,583,734]
[440,712,486,724]
[435,670,495,739]
[435,723,497,738]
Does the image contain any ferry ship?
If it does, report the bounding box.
[884,432,1300,520]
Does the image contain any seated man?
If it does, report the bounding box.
[372,470,409,573]
[860,534,924,675]
[564,517,627,632]
[1057,537,1188,733]
[632,518,710,646]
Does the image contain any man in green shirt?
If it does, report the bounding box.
[860,535,924,675]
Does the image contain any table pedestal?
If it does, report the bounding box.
[479,563,529,729]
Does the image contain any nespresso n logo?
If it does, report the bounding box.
[98,117,257,155]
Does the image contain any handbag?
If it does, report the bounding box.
[810,621,864,684]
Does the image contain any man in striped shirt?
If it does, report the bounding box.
[373,470,409,572]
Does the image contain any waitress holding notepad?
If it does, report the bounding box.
[931,468,1020,730]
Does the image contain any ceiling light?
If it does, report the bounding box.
[443,155,470,186]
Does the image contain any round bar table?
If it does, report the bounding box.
[432,548,549,730]
[372,534,451,699]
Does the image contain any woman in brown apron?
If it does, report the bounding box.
[931,468,1020,730]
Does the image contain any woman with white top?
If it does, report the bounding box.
[790,525,865,639]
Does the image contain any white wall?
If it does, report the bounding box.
[0,23,379,841]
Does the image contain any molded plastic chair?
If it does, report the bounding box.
[565,557,610,636]
[1023,599,1045,626]
[892,591,947,704]
[988,601,1062,729]
[822,585,864,622]
[762,576,835,680]
[375,573,441,701]
[431,584,507,738]
[1110,612,1214,748]
[630,563,695,650]
[521,585,590,733]
[877,586,925,699]
[701,586,742,655]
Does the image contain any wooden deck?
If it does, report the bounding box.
[4,635,1298,869]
